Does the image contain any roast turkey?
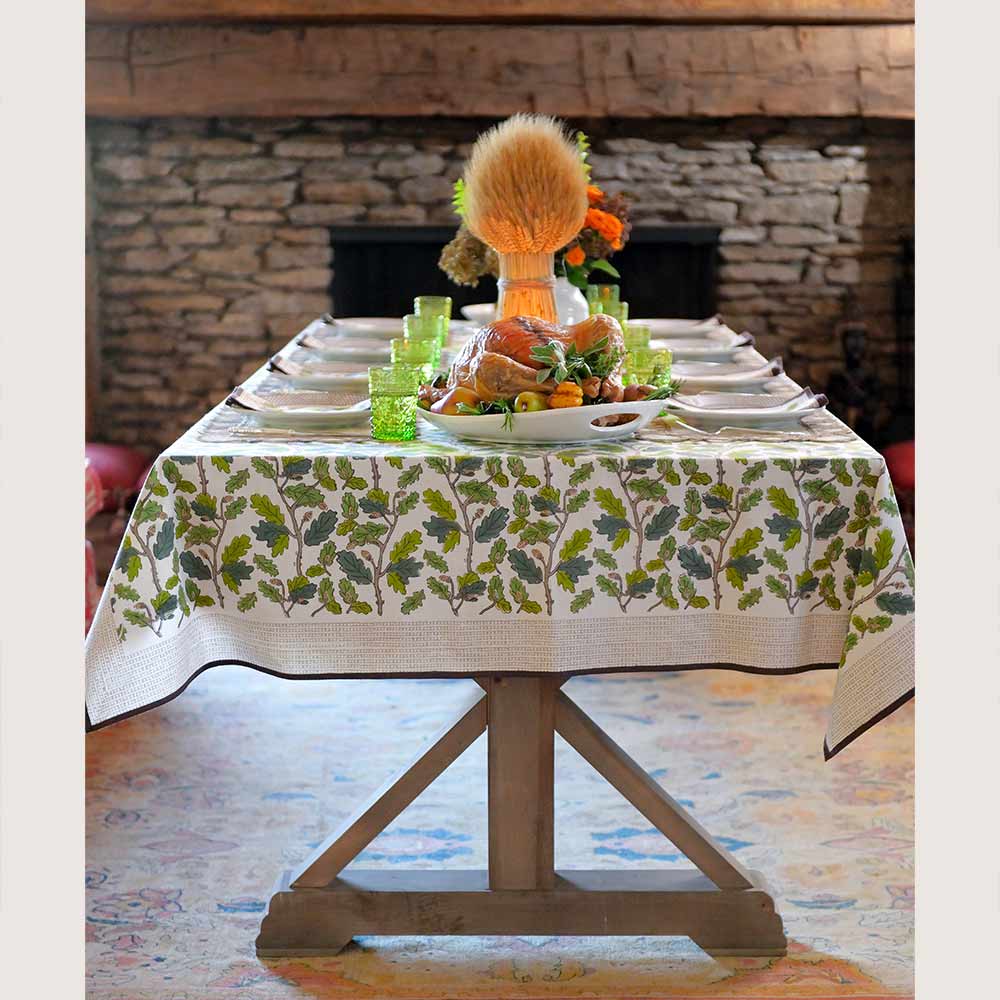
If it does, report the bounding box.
[447,314,625,402]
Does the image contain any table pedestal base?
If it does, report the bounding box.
[256,676,787,958]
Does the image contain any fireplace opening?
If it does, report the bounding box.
[329,225,720,319]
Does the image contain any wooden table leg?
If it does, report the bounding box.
[256,676,787,959]
[486,675,555,890]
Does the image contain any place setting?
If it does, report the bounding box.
[215,293,847,446]
[212,293,454,442]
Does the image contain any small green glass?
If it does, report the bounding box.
[403,313,445,365]
[585,284,620,307]
[606,300,629,326]
[414,295,452,324]
[623,322,651,351]
[591,297,628,325]
[625,347,672,386]
[390,337,435,381]
[368,365,421,442]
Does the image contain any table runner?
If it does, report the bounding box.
[85,339,914,759]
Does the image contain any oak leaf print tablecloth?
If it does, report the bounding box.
[86,414,914,758]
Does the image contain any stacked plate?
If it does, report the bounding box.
[225,387,371,431]
[660,387,828,430]
[632,315,723,338]
[314,315,476,340]
[651,328,755,362]
[296,330,391,363]
[266,354,369,391]
[672,357,784,391]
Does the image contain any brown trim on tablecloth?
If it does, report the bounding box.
[86,658,839,737]
[823,687,914,761]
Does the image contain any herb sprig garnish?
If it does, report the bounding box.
[643,379,682,400]
[530,336,621,386]
[457,398,516,432]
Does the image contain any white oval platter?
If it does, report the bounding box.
[418,399,667,443]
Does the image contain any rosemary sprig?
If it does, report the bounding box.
[643,379,682,400]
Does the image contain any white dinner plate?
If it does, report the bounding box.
[267,355,370,390]
[662,389,826,426]
[296,332,392,363]
[652,330,754,361]
[673,358,785,390]
[318,317,404,339]
[631,316,723,338]
[319,316,475,339]
[226,388,371,429]
[419,399,667,443]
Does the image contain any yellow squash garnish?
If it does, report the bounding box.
[548,381,584,408]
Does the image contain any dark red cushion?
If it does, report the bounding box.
[85,460,104,522]
[882,440,915,493]
[135,463,155,495]
[85,443,151,511]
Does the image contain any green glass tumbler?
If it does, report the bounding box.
[623,322,651,351]
[625,347,672,386]
[403,311,445,340]
[403,313,444,365]
[390,337,435,381]
[585,284,620,308]
[605,300,629,326]
[414,295,452,324]
[368,365,421,441]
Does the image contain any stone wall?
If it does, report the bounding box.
[87,116,913,451]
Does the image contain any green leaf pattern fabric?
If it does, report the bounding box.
[87,426,914,756]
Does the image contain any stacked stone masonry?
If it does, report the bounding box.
[88,116,913,451]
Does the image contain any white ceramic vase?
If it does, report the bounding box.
[554,275,590,325]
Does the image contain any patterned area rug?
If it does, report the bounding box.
[86,667,913,999]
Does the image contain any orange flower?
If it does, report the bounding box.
[565,245,586,267]
[587,185,605,204]
[610,237,622,251]
[584,207,623,243]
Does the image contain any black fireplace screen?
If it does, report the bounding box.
[329,226,720,319]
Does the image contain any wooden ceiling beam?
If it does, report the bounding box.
[85,1,915,27]
[86,22,914,119]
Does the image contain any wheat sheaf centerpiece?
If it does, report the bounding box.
[460,114,587,323]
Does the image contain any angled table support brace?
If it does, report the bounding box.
[257,675,786,958]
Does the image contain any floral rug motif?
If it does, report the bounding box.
[86,666,913,998]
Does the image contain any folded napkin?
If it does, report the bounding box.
[636,314,723,336]
[654,330,755,354]
[226,386,370,413]
[269,355,373,379]
[664,387,827,420]
[297,331,391,357]
[226,387,272,411]
[671,387,822,411]
[674,357,783,382]
[267,354,304,376]
[707,330,754,349]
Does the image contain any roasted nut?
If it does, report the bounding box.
[600,375,624,402]
[580,375,602,399]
